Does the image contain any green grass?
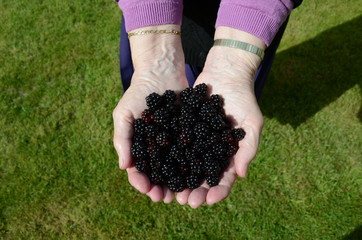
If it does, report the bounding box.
[1,0,361,239]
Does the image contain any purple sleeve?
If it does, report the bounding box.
[215,0,294,46]
[118,0,183,32]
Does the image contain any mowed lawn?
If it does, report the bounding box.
[1,0,361,239]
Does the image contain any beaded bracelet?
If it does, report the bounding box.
[128,29,181,39]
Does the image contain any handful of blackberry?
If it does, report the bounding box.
[131,84,245,192]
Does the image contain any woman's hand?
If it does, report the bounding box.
[176,28,265,208]
[112,25,189,203]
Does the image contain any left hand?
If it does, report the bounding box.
[176,46,264,208]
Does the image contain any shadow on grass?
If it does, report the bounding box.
[343,225,362,240]
[260,16,362,128]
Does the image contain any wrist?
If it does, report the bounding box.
[129,25,185,71]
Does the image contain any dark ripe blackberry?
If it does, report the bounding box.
[165,103,180,116]
[199,102,217,120]
[146,92,163,110]
[207,114,226,131]
[207,132,221,145]
[212,143,227,158]
[226,143,238,157]
[180,87,193,104]
[135,158,149,173]
[193,138,207,154]
[149,156,163,171]
[176,155,188,167]
[232,128,246,141]
[154,108,170,125]
[180,127,193,144]
[206,175,220,187]
[156,132,169,147]
[193,83,208,97]
[179,113,197,128]
[186,175,202,189]
[131,141,148,159]
[162,90,177,103]
[193,122,210,139]
[161,161,178,179]
[169,117,180,131]
[167,175,186,192]
[186,94,204,108]
[149,170,164,185]
[147,144,161,158]
[169,145,183,159]
[190,158,204,175]
[133,135,145,143]
[209,94,223,108]
[204,159,220,176]
[133,119,147,135]
[221,129,234,143]
[180,105,196,115]
[185,147,196,161]
[145,125,158,137]
[141,109,154,124]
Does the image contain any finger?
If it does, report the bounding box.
[126,167,151,194]
[234,125,260,178]
[176,189,192,205]
[187,182,210,208]
[113,108,134,170]
[163,186,175,203]
[206,163,237,205]
[146,185,164,202]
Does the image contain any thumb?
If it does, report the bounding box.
[113,107,134,170]
[234,123,262,178]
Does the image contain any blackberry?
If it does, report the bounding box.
[204,160,220,176]
[193,138,207,154]
[190,158,204,175]
[209,94,223,108]
[207,132,221,145]
[232,128,246,141]
[207,114,226,130]
[194,122,210,139]
[131,141,148,159]
[149,156,162,171]
[147,144,161,158]
[206,175,220,187]
[134,119,147,135]
[180,105,195,115]
[169,145,183,159]
[185,147,196,161]
[149,170,164,185]
[167,176,186,192]
[146,125,158,137]
[193,83,208,97]
[156,132,169,147]
[162,161,178,179]
[141,109,154,124]
[211,144,227,158]
[135,158,149,173]
[179,127,193,144]
[180,87,193,104]
[199,102,217,119]
[154,108,170,125]
[226,143,238,157]
[221,129,234,143]
[186,175,202,189]
[186,94,204,108]
[146,93,163,110]
[162,90,177,103]
[179,113,197,127]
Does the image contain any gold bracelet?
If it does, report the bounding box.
[213,39,264,60]
[128,29,181,39]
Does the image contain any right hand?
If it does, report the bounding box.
[112,25,189,203]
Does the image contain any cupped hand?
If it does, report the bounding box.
[176,46,264,208]
[113,26,189,203]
